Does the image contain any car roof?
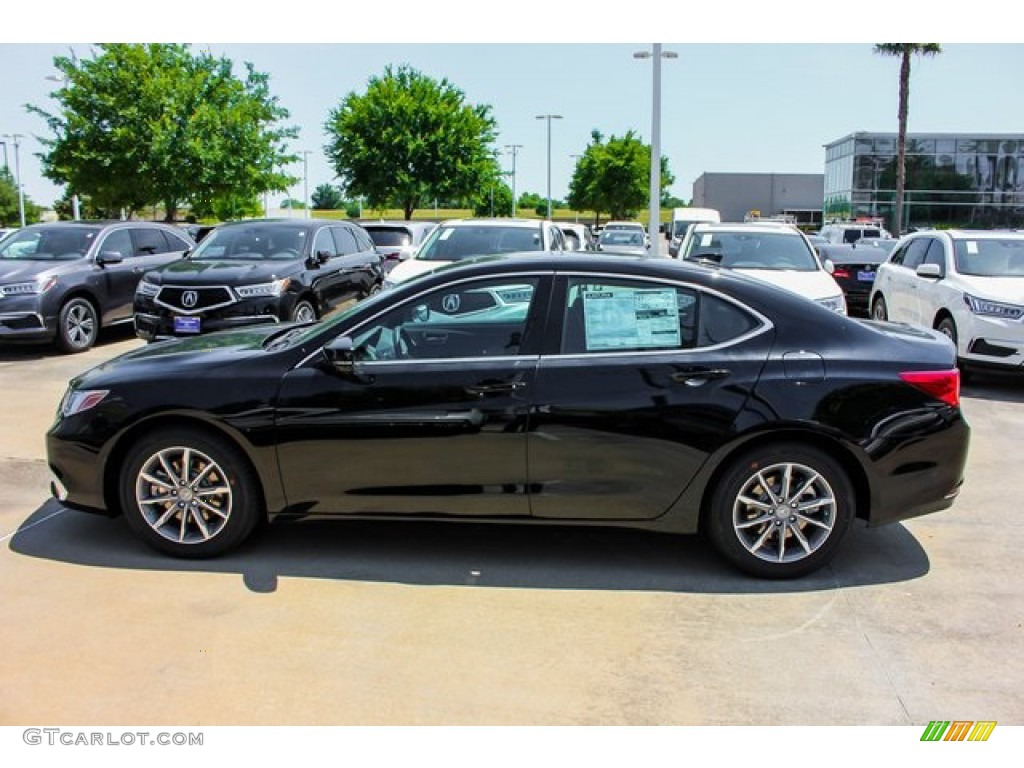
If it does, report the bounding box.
[692,222,802,234]
[437,218,545,229]
[212,218,339,231]
[923,229,1024,240]
[360,220,435,230]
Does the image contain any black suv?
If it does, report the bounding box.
[0,221,193,352]
[133,219,382,341]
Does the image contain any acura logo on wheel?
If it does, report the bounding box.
[182,290,198,308]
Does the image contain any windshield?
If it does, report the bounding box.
[600,231,645,247]
[416,224,542,262]
[0,226,99,261]
[955,238,1024,277]
[684,231,819,271]
[191,225,308,261]
[365,227,412,248]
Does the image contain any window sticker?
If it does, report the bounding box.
[439,228,455,240]
[966,241,979,254]
[582,287,681,351]
[701,234,713,247]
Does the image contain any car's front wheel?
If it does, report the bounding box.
[871,294,888,321]
[706,443,854,578]
[56,297,99,353]
[119,428,262,558]
[290,299,317,324]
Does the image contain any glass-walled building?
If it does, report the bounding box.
[824,132,1024,231]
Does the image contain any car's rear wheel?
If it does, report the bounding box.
[291,299,317,324]
[706,443,854,578]
[119,428,262,558]
[871,295,888,321]
[56,297,99,353]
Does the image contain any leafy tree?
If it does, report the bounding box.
[567,130,674,222]
[324,65,498,220]
[0,168,41,225]
[517,192,544,210]
[30,44,297,222]
[874,43,942,234]
[311,183,345,210]
[280,198,306,210]
[472,181,513,218]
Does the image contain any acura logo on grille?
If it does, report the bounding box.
[182,290,198,308]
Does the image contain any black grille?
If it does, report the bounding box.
[157,286,234,311]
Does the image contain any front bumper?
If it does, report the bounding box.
[958,313,1024,369]
[133,292,292,340]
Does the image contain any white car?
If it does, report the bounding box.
[679,222,847,314]
[603,220,650,248]
[384,218,565,287]
[869,229,1024,374]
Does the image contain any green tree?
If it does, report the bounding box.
[873,43,942,234]
[517,191,544,211]
[0,168,41,226]
[324,65,498,221]
[311,183,345,210]
[567,130,674,222]
[472,181,513,218]
[30,44,297,222]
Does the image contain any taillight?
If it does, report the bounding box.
[833,267,852,279]
[899,370,960,407]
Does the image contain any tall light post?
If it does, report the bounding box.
[634,45,677,254]
[504,144,523,217]
[0,140,8,172]
[299,150,312,219]
[535,115,563,220]
[1,134,26,227]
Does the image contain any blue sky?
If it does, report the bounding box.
[3,4,1022,212]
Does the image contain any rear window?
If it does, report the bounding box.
[365,228,412,248]
[417,225,542,262]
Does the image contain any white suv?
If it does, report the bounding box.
[679,222,847,314]
[869,229,1024,374]
[384,218,565,287]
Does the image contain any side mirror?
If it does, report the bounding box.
[916,263,943,279]
[96,250,124,265]
[323,336,356,373]
[823,259,835,275]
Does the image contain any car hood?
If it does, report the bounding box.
[0,257,86,282]
[734,269,843,300]
[146,258,299,285]
[952,274,1024,303]
[75,325,287,386]
[388,258,447,284]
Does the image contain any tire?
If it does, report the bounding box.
[936,317,972,383]
[871,295,888,321]
[290,299,317,324]
[706,443,854,579]
[56,297,99,353]
[118,428,262,558]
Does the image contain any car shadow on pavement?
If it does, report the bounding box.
[961,370,1024,404]
[0,324,138,361]
[9,499,930,595]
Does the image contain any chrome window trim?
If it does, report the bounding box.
[296,267,774,368]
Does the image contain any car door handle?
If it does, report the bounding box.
[465,380,527,396]
[670,368,731,386]
[423,332,448,344]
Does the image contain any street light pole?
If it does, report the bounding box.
[299,150,313,219]
[1,134,26,227]
[634,45,677,254]
[504,144,523,218]
[535,115,563,220]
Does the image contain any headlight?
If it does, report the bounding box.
[964,293,1024,319]
[235,278,291,298]
[135,279,159,297]
[59,389,109,417]
[0,276,57,296]
[816,294,847,315]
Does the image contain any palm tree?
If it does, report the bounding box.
[874,44,942,234]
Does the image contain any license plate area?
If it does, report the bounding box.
[173,316,201,334]
[857,270,876,282]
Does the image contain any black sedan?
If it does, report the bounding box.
[820,240,897,317]
[133,219,382,340]
[48,254,969,578]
